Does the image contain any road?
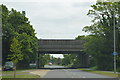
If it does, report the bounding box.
[44,65,66,68]
[42,65,115,78]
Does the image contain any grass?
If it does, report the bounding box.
[2,74,40,78]
[2,69,40,78]
[79,68,119,77]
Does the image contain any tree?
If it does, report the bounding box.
[8,37,23,64]
[2,4,13,64]
[38,54,50,67]
[82,1,120,70]
[62,54,80,67]
[44,54,51,64]
[7,37,23,78]
[2,4,38,69]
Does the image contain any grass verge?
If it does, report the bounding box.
[2,69,40,78]
[79,68,119,77]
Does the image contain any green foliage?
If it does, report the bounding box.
[38,54,51,67]
[82,1,120,70]
[75,35,85,40]
[7,37,23,64]
[62,54,81,67]
[62,54,72,66]
[10,37,22,54]
[44,54,51,64]
[2,4,38,68]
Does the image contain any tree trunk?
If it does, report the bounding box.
[14,66,16,78]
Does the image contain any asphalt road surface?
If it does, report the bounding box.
[44,65,66,68]
[43,65,114,78]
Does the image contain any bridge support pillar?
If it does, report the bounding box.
[80,53,89,68]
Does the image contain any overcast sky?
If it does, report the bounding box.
[1,0,97,58]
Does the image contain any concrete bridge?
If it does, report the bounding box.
[38,39,89,68]
[39,39,83,54]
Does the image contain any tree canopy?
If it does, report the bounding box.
[81,1,120,70]
[2,4,38,68]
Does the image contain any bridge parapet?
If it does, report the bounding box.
[39,39,83,52]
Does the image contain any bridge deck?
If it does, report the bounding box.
[39,39,83,52]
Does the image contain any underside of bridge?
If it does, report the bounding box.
[38,39,89,68]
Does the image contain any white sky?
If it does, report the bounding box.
[50,54,64,58]
[1,0,97,58]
